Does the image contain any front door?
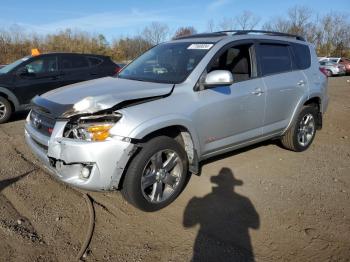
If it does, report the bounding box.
[194,42,266,156]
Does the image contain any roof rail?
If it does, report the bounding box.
[174,32,227,40]
[174,30,306,41]
[218,30,306,41]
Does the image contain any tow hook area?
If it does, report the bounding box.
[48,157,95,180]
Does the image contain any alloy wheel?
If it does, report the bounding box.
[0,101,7,120]
[297,113,315,147]
[141,149,183,203]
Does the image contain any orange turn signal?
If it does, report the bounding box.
[87,125,112,141]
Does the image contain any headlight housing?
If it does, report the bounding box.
[64,113,122,141]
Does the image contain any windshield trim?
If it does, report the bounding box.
[0,56,31,74]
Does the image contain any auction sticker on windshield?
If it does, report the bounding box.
[187,44,213,50]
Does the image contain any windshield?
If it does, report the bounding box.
[118,42,213,84]
[0,56,30,74]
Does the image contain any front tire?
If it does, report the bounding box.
[121,136,189,212]
[281,106,318,152]
[0,97,12,124]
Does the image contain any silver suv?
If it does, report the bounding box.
[25,30,329,211]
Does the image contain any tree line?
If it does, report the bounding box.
[0,5,349,64]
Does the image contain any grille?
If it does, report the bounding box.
[30,109,56,137]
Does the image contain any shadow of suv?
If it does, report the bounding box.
[0,53,120,123]
[25,30,329,211]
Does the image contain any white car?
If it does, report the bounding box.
[319,61,346,77]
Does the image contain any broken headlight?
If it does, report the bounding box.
[64,113,122,141]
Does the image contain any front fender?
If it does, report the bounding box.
[112,113,202,156]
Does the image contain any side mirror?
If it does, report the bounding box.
[203,70,233,87]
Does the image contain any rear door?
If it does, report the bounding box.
[13,55,61,104]
[256,42,308,135]
[59,54,91,87]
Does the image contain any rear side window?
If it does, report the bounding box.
[61,55,89,70]
[292,43,311,70]
[87,56,103,67]
[259,44,292,76]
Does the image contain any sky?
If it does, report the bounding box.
[0,0,349,41]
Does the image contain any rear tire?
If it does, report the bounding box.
[281,106,318,152]
[0,97,12,124]
[121,136,189,212]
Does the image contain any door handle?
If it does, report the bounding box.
[297,80,305,86]
[251,88,264,96]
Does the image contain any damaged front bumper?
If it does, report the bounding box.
[24,116,135,191]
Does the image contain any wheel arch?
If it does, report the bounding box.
[139,124,199,169]
[0,87,19,111]
[284,95,322,134]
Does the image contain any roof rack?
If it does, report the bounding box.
[218,30,306,41]
[175,30,305,41]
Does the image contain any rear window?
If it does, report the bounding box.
[292,43,311,70]
[87,56,103,67]
[259,44,293,76]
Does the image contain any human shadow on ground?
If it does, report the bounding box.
[183,168,260,262]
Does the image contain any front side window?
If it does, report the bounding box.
[118,42,213,84]
[208,44,253,82]
[25,56,58,74]
[259,44,292,76]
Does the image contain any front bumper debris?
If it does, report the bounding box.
[25,115,134,191]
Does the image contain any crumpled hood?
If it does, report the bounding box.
[42,77,173,105]
[35,77,174,117]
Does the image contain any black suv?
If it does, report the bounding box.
[0,53,120,123]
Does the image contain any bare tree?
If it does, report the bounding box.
[206,19,215,32]
[142,22,169,45]
[263,17,291,33]
[287,6,313,36]
[235,11,260,30]
[173,26,197,39]
[218,17,235,31]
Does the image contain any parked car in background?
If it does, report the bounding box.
[319,57,350,74]
[330,57,350,74]
[25,30,328,211]
[319,60,346,77]
[0,53,120,123]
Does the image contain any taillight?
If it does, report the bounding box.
[115,66,121,74]
[319,67,328,77]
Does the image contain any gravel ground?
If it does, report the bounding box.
[0,76,349,262]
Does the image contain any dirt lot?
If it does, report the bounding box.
[0,77,349,262]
